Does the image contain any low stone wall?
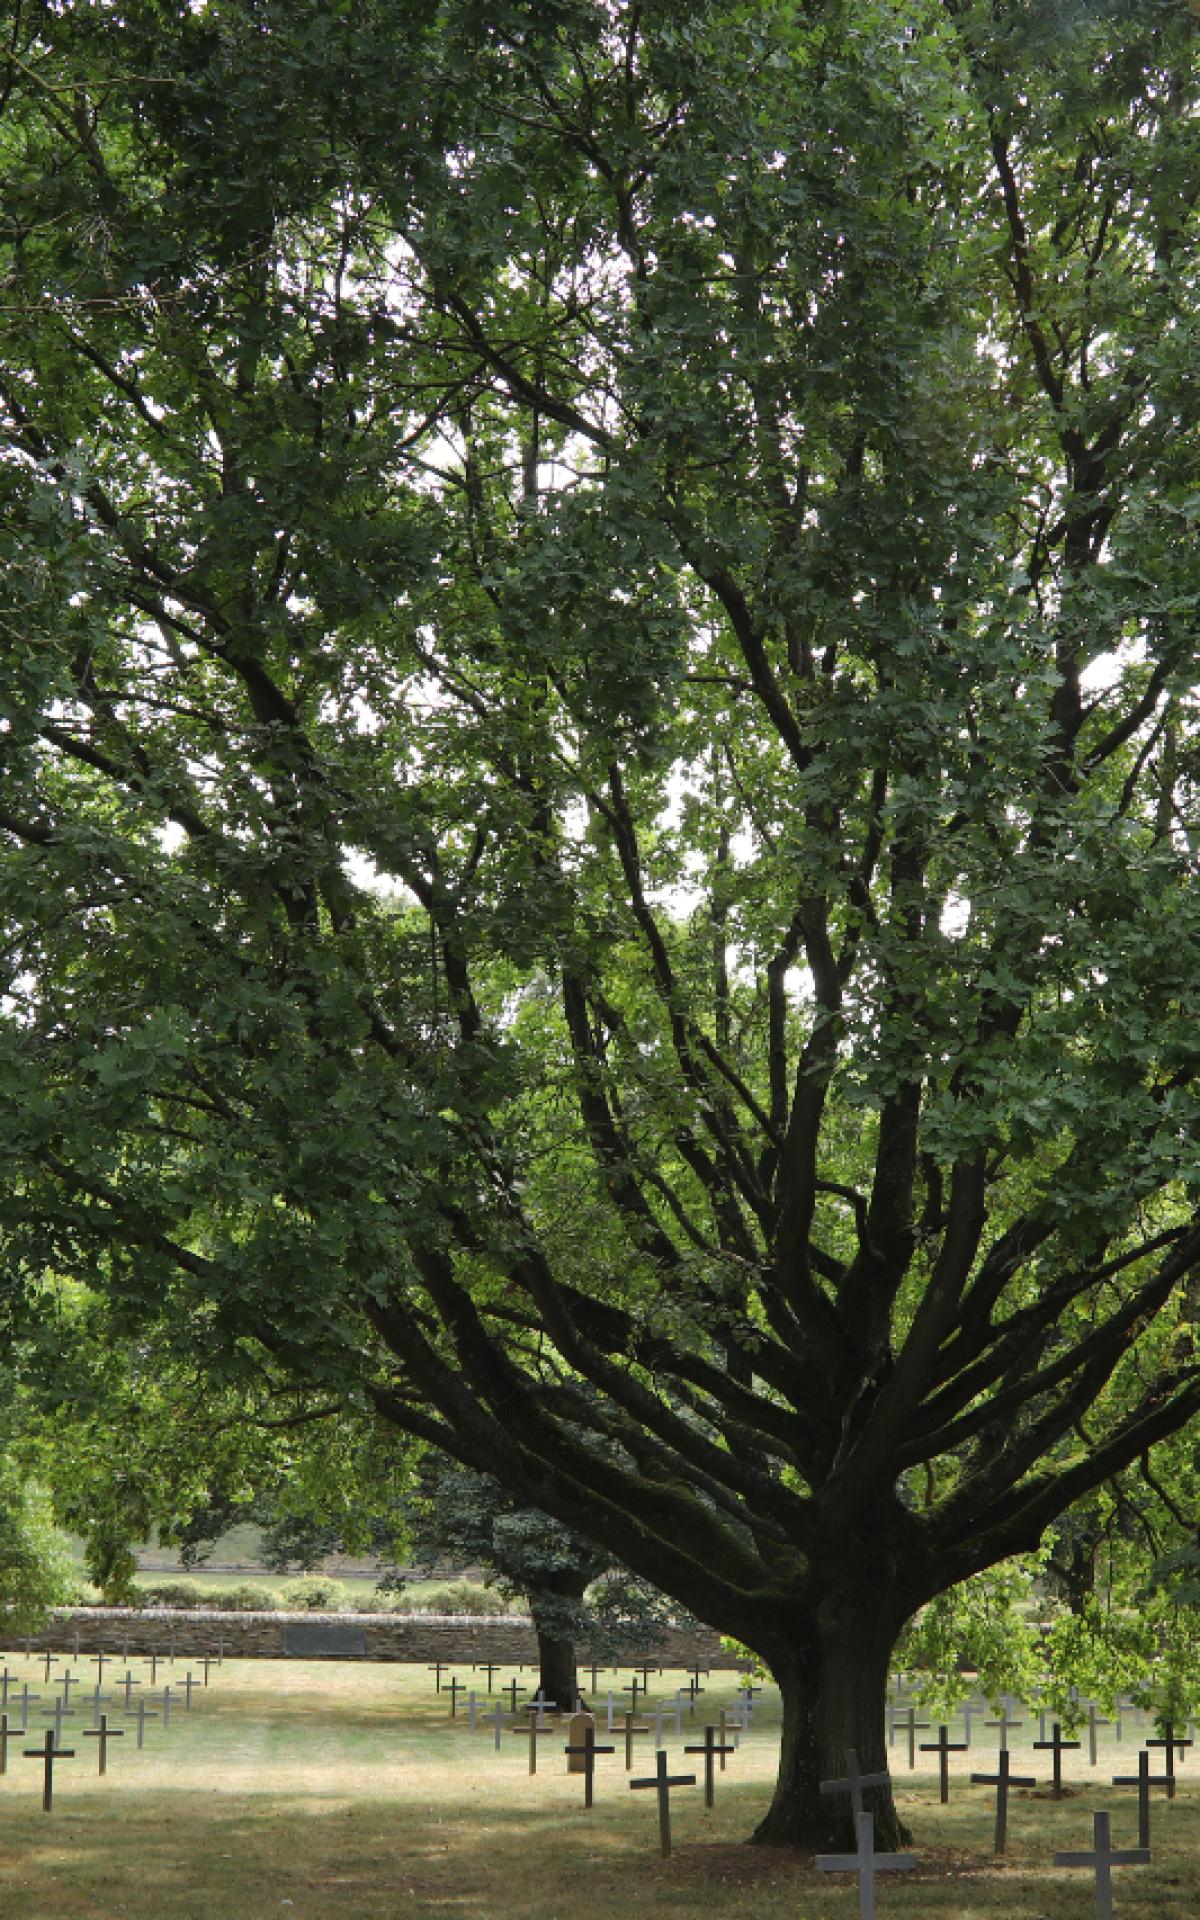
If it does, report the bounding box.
[10,1607,745,1670]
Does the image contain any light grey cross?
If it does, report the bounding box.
[603,1690,622,1732]
[893,1705,930,1770]
[983,1705,1023,1752]
[820,1748,890,1820]
[40,1697,75,1746]
[816,1810,918,1920]
[467,1690,478,1733]
[653,1700,668,1748]
[84,1687,111,1729]
[1087,1701,1113,1766]
[1053,1808,1149,1920]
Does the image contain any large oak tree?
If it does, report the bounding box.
[2,0,1200,1846]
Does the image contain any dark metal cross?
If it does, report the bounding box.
[0,1668,15,1709]
[59,1672,81,1705]
[564,1722,615,1807]
[83,1714,125,1777]
[622,1710,652,1771]
[971,1748,1036,1855]
[894,1705,931,1771]
[623,1675,645,1713]
[23,1730,76,1812]
[819,1748,890,1821]
[124,1698,160,1749]
[427,1661,447,1693]
[503,1678,527,1715]
[1146,1720,1191,1798]
[182,1672,197,1709]
[446,1676,467,1719]
[816,1810,918,1920]
[42,1653,58,1685]
[515,1712,556,1776]
[630,1750,696,1858]
[1112,1748,1172,1850]
[200,1654,215,1686]
[478,1662,500,1693]
[0,1711,21,1776]
[919,1724,969,1804]
[147,1652,160,1685]
[684,1725,737,1807]
[1034,1720,1081,1798]
[1053,1808,1149,1920]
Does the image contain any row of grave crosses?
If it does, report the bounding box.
[819,1736,1185,1920]
[887,1692,1163,1766]
[427,1658,719,1700]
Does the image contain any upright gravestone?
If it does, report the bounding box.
[566,1710,595,1775]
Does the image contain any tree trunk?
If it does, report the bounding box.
[752,1595,910,1851]
[526,1574,589,1709]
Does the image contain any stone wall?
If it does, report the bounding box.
[12,1607,746,1670]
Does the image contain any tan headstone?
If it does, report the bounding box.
[567,1709,595,1774]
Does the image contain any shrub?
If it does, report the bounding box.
[278,1574,347,1612]
[206,1583,277,1612]
[136,1580,206,1610]
[399,1581,512,1616]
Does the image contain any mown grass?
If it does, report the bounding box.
[0,1651,1193,1919]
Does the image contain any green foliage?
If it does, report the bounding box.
[277,1574,348,1612]
[900,1561,1045,1716]
[0,1460,74,1632]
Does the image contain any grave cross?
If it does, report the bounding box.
[587,1662,602,1695]
[503,1678,527,1715]
[478,1662,500,1693]
[42,1652,58,1685]
[426,1661,447,1693]
[84,1687,111,1730]
[815,1810,918,1920]
[83,1714,125,1777]
[41,1697,75,1746]
[1053,1809,1149,1920]
[983,1705,1023,1753]
[117,1671,141,1711]
[564,1723,615,1808]
[894,1705,931,1771]
[124,1699,160,1749]
[958,1699,982,1746]
[603,1690,622,1733]
[23,1729,76,1812]
[0,1711,20,1775]
[819,1749,890,1821]
[652,1700,669,1748]
[484,1703,507,1752]
[514,1713,556,1776]
[200,1654,215,1686]
[147,1652,160,1685]
[919,1724,969,1804]
[623,1675,645,1714]
[970,1749,1036,1855]
[1034,1720,1082,1798]
[528,1690,556,1723]
[1087,1702,1113,1766]
[622,1710,652,1771]
[684,1725,737,1807]
[467,1691,479,1734]
[16,1685,41,1725]
[58,1671,81,1705]
[629,1750,696,1858]
[182,1672,197,1710]
[445,1676,467,1718]
[0,1667,15,1709]
[160,1686,174,1729]
[636,1663,659,1690]
[1112,1749,1172,1852]
[1146,1720,1191,1798]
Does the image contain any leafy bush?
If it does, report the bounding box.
[278,1574,347,1612]
[0,1463,75,1632]
[133,1580,206,1610]
[206,1583,277,1612]
[396,1581,512,1616]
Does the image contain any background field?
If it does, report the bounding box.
[0,1653,1195,1919]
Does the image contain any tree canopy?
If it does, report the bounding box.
[2,0,1200,1847]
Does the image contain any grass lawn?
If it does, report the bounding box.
[0,1653,1193,1919]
